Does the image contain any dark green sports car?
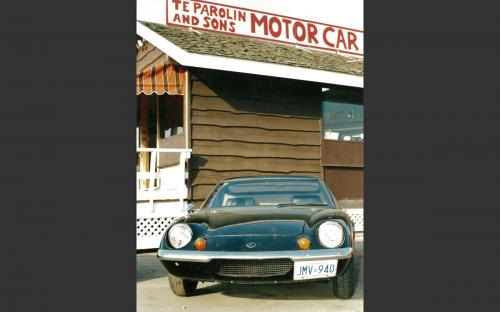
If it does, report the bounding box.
[158,176,356,298]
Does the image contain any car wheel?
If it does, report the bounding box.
[168,274,198,297]
[332,258,356,299]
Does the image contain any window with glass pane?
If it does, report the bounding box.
[322,88,363,141]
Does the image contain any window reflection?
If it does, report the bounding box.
[322,88,363,142]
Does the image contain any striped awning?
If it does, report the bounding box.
[136,63,186,95]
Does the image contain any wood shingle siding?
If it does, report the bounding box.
[192,140,320,159]
[191,156,320,173]
[191,170,321,186]
[322,140,364,167]
[188,69,323,205]
[191,109,319,131]
[191,90,319,117]
[324,167,364,200]
[136,42,170,72]
[191,70,322,105]
[192,125,320,146]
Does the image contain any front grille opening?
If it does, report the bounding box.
[215,259,293,278]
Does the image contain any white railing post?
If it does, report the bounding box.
[136,147,192,213]
[179,150,187,214]
[179,152,186,211]
[148,151,157,212]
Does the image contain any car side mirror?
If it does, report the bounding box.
[187,202,196,213]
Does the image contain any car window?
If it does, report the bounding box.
[204,178,336,208]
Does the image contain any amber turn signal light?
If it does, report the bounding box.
[297,237,311,250]
[194,238,207,251]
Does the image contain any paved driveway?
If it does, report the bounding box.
[137,235,363,312]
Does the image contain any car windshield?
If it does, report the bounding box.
[204,178,336,209]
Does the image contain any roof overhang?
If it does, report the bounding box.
[137,21,363,88]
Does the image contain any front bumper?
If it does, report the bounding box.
[158,247,353,283]
[158,247,353,262]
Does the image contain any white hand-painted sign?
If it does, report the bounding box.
[137,0,363,56]
[165,0,363,56]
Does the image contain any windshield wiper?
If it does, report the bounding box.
[274,202,328,208]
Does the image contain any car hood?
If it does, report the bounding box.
[168,207,352,251]
[188,207,321,228]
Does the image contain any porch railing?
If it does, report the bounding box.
[136,147,192,212]
[344,208,364,232]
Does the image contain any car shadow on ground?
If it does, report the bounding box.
[137,235,364,301]
[136,253,169,282]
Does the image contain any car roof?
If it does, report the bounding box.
[221,175,320,183]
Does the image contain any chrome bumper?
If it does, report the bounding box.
[157,247,352,263]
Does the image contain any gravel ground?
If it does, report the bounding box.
[137,234,363,312]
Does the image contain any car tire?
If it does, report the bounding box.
[168,274,198,297]
[332,258,356,299]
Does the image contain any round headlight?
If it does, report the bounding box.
[168,223,193,249]
[317,221,345,248]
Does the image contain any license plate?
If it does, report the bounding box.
[293,259,338,280]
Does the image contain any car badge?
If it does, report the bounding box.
[246,242,257,249]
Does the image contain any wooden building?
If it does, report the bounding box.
[136,21,363,249]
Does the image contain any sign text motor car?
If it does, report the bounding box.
[167,0,363,56]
